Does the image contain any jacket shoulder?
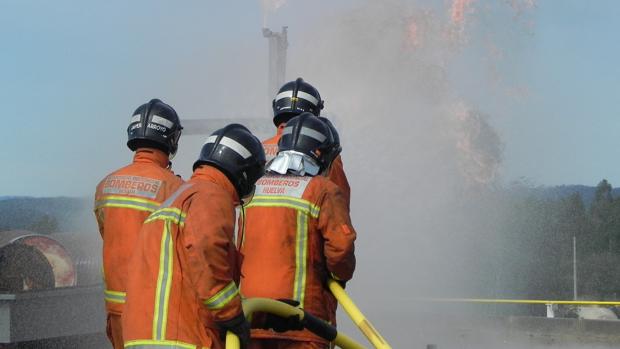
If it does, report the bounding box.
[178,181,235,216]
[95,164,133,192]
[262,134,280,145]
[186,180,232,203]
[95,163,183,200]
[306,175,342,199]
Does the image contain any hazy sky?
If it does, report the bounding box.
[3,3,620,346]
[1,0,619,196]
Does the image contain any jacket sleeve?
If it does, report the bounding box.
[317,182,356,282]
[93,182,105,238]
[328,155,351,211]
[181,191,243,322]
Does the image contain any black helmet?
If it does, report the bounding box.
[272,77,324,126]
[127,99,183,157]
[193,124,266,198]
[278,113,336,172]
[318,116,342,166]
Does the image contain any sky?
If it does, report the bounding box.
[451,0,620,187]
[0,1,619,196]
[2,2,620,347]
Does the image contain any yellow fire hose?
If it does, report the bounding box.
[327,280,392,349]
[226,297,367,349]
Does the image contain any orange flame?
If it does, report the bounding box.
[454,104,503,185]
[450,0,475,27]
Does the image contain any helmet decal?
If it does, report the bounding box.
[204,135,253,159]
[127,99,182,155]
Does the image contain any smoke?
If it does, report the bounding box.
[449,0,476,42]
[280,0,537,346]
[260,0,288,27]
[454,104,504,185]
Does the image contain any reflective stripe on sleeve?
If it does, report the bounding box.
[204,281,239,310]
[293,211,309,307]
[95,196,160,213]
[104,289,126,304]
[160,183,194,208]
[152,221,174,340]
[124,339,200,349]
[145,208,187,226]
[245,196,320,218]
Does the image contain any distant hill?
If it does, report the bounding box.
[534,185,620,206]
[0,185,612,235]
[0,197,95,234]
[0,196,24,201]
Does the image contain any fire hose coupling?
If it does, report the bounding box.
[257,298,337,340]
[231,297,367,349]
[300,311,338,341]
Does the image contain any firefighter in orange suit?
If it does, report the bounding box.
[240,113,357,349]
[264,78,350,210]
[122,124,266,349]
[94,99,184,349]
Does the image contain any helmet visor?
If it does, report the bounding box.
[268,151,321,176]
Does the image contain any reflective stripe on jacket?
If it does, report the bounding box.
[94,149,183,315]
[240,173,356,343]
[122,166,243,349]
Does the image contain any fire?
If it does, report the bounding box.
[454,103,503,185]
[450,0,475,27]
[407,20,420,48]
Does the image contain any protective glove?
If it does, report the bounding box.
[216,312,250,349]
[327,272,346,289]
[261,299,304,333]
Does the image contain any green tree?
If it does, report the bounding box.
[28,214,59,234]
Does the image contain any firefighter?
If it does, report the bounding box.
[122,124,266,349]
[264,78,351,209]
[94,99,184,349]
[240,113,357,349]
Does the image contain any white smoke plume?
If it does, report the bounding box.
[454,103,504,186]
[260,0,288,26]
[281,0,536,346]
[449,0,476,42]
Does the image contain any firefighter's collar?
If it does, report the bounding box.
[268,150,320,176]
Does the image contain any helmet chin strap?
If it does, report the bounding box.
[240,184,256,205]
[167,150,176,169]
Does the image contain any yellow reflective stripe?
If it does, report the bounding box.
[204,281,239,310]
[239,206,246,248]
[152,221,174,340]
[292,211,309,307]
[104,289,126,304]
[251,195,320,214]
[95,195,160,212]
[99,195,160,206]
[246,196,320,218]
[124,339,199,349]
[146,208,187,226]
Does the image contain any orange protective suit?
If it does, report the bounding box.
[94,148,183,348]
[263,125,351,210]
[122,166,244,349]
[239,173,356,346]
